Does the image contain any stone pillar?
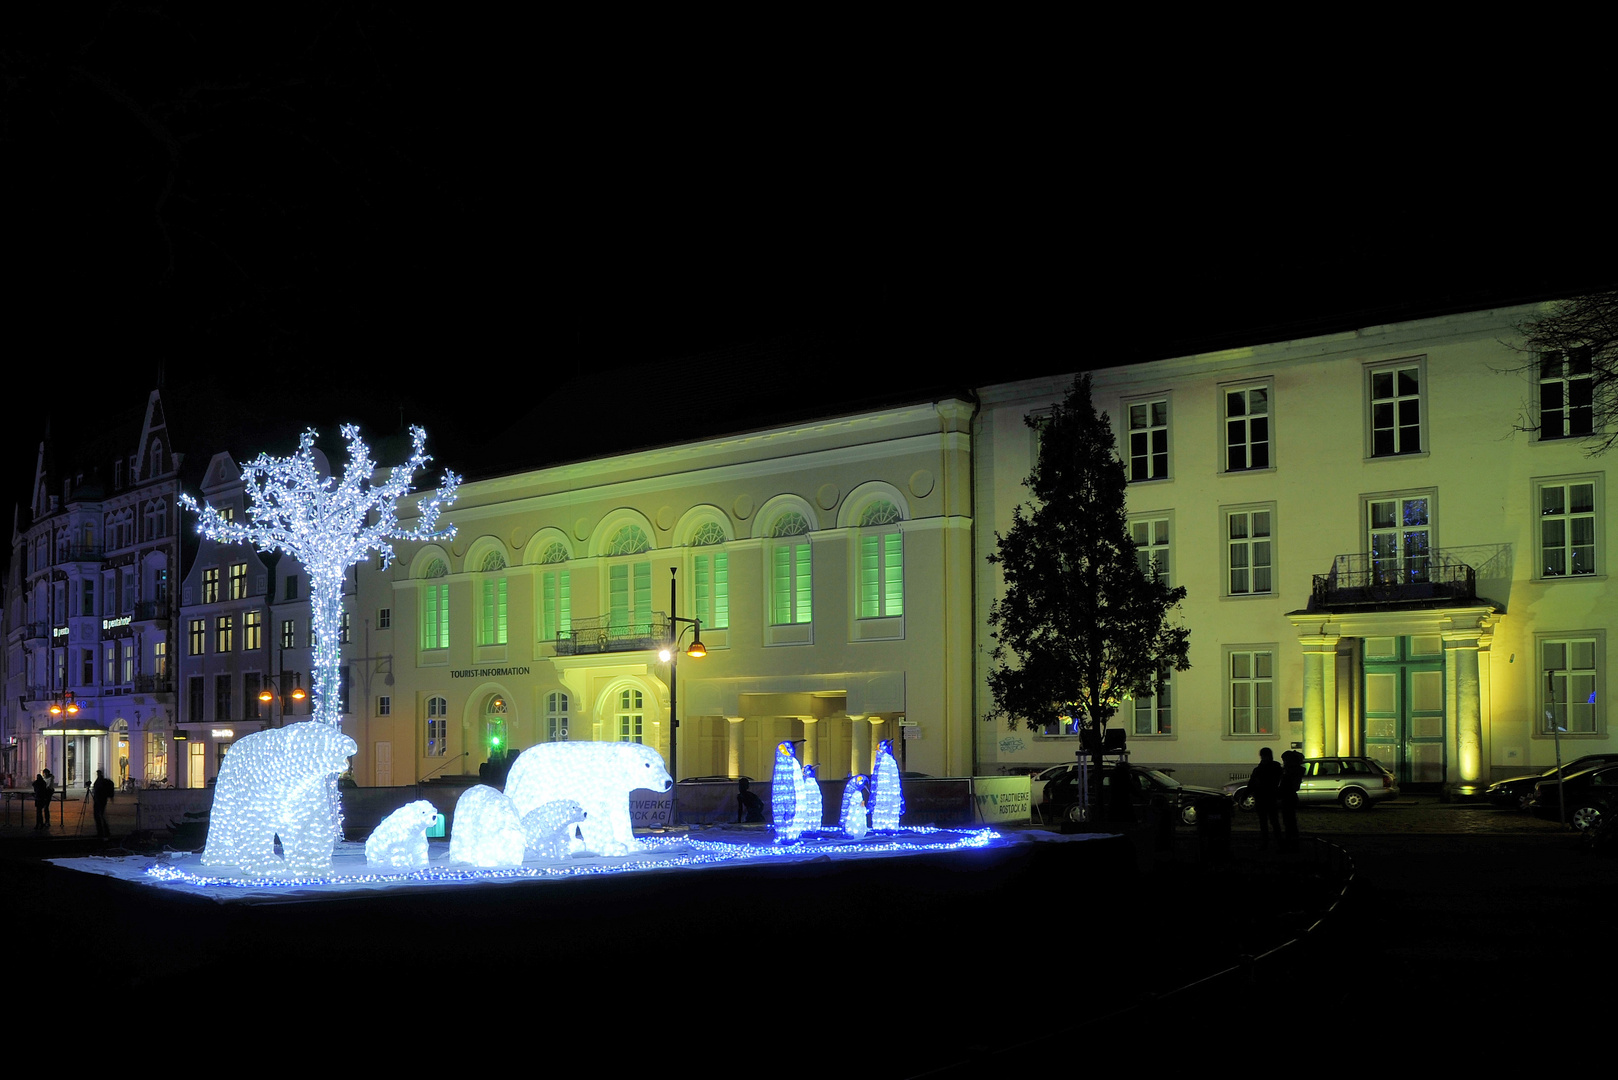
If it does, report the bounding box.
[801,717,819,771]
[1298,635,1340,759]
[1445,629,1484,794]
[726,716,744,779]
[850,716,872,777]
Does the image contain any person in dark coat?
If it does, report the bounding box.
[92,768,115,838]
[737,778,764,823]
[1249,747,1282,848]
[1279,750,1306,851]
[33,773,49,829]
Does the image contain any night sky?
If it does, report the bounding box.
[6,6,1615,545]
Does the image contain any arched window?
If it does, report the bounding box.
[479,550,508,645]
[420,559,449,650]
[547,692,569,742]
[606,526,652,631]
[769,512,811,625]
[425,696,449,756]
[691,521,728,630]
[616,688,644,744]
[540,545,571,643]
[857,499,903,618]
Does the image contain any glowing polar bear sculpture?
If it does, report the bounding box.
[522,799,588,860]
[365,800,439,869]
[449,786,526,867]
[504,742,673,856]
[200,721,359,877]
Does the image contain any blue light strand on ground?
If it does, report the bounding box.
[141,827,1000,889]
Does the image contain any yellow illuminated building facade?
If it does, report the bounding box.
[347,402,977,786]
[976,303,1614,794]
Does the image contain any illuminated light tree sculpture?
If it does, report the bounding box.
[839,774,870,839]
[800,764,823,834]
[183,425,459,862]
[770,741,808,844]
[870,740,904,830]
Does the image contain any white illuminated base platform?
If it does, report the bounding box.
[51,825,1026,902]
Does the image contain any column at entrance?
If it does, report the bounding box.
[849,716,872,778]
[801,717,819,771]
[725,717,744,779]
[1298,635,1341,759]
[1444,627,1484,795]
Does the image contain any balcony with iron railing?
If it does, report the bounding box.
[554,613,671,655]
[135,674,175,695]
[1310,550,1477,611]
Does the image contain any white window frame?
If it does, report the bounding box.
[1129,669,1173,737]
[425,696,449,756]
[547,691,570,742]
[616,688,644,744]
[1224,645,1277,737]
[1366,357,1427,459]
[1535,475,1602,580]
[769,513,813,627]
[1539,347,1595,442]
[1538,631,1604,737]
[1221,380,1273,473]
[1223,503,1276,598]
[1123,393,1172,483]
[1129,512,1173,586]
[1363,488,1437,586]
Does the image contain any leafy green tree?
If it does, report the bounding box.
[987,374,1190,817]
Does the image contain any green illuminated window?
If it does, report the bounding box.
[420,582,449,650]
[692,521,729,630]
[857,501,903,619]
[609,561,652,630]
[770,513,812,625]
[480,577,508,645]
[542,569,571,641]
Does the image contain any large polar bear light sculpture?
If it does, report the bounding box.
[505,742,672,856]
[201,721,358,877]
[449,786,527,867]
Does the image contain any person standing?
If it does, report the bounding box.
[92,768,115,839]
[33,773,49,829]
[1249,747,1282,848]
[1279,750,1306,852]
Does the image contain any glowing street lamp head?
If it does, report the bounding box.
[686,637,707,659]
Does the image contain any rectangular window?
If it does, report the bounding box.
[340,610,351,644]
[1541,634,1602,735]
[285,575,298,601]
[80,649,93,686]
[858,533,903,619]
[282,620,296,649]
[216,614,234,653]
[123,640,133,683]
[82,578,95,617]
[188,676,204,724]
[339,667,351,714]
[105,644,117,684]
[1538,478,1599,578]
[244,610,263,650]
[189,619,205,656]
[480,577,508,644]
[1540,347,1594,440]
[378,695,391,716]
[1228,649,1275,735]
[694,551,730,629]
[541,569,572,641]
[771,542,812,625]
[229,562,247,600]
[202,567,219,604]
[1126,397,1170,481]
[426,696,448,756]
[1223,384,1271,471]
[1367,492,1433,585]
[1131,515,1171,584]
[1369,360,1424,457]
[244,673,262,720]
[153,641,167,679]
[421,583,449,650]
[1225,506,1274,596]
[1131,671,1172,736]
[378,608,391,630]
[608,561,653,631]
[145,731,167,782]
[215,674,232,723]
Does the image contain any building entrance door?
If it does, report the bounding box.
[1362,635,1446,787]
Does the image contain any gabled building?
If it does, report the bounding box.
[4,391,181,791]
[975,303,1613,795]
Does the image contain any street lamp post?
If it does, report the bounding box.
[257,671,308,729]
[661,567,707,785]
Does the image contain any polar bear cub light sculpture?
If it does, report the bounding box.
[366,800,439,868]
[505,741,673,856]
[449,786,526,867]
[522,799,587,860]
[201,720,358,877]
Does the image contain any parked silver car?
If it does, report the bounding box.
[1224,756,1399,811]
